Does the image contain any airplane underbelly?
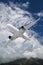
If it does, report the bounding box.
[12,32,22,39]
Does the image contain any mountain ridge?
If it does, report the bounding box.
[0,58,43,65]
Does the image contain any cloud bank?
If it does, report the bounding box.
[0,2,43,64]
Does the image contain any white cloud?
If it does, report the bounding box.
[10,1,29,9]
[0,2,43,64]
[22,2,29,8]
[34,10,43,17]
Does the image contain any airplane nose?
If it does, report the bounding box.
[8,36,12,39]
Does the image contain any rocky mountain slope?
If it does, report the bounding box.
[0,58,43,65]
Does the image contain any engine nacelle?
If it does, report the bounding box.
[8,36,12,39]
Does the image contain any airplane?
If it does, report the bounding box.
[6,18,40,44]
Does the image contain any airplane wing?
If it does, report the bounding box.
[24,18,40,30]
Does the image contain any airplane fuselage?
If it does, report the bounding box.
[8,28,25,40]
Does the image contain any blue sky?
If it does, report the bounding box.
[29,0,43,13]
[0,0,43,63]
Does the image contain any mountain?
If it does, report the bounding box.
[0,58,43,65]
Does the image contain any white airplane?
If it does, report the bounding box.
[7,18,40,44]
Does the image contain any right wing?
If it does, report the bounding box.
[19,18,40,34]
[24,18,40,30]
